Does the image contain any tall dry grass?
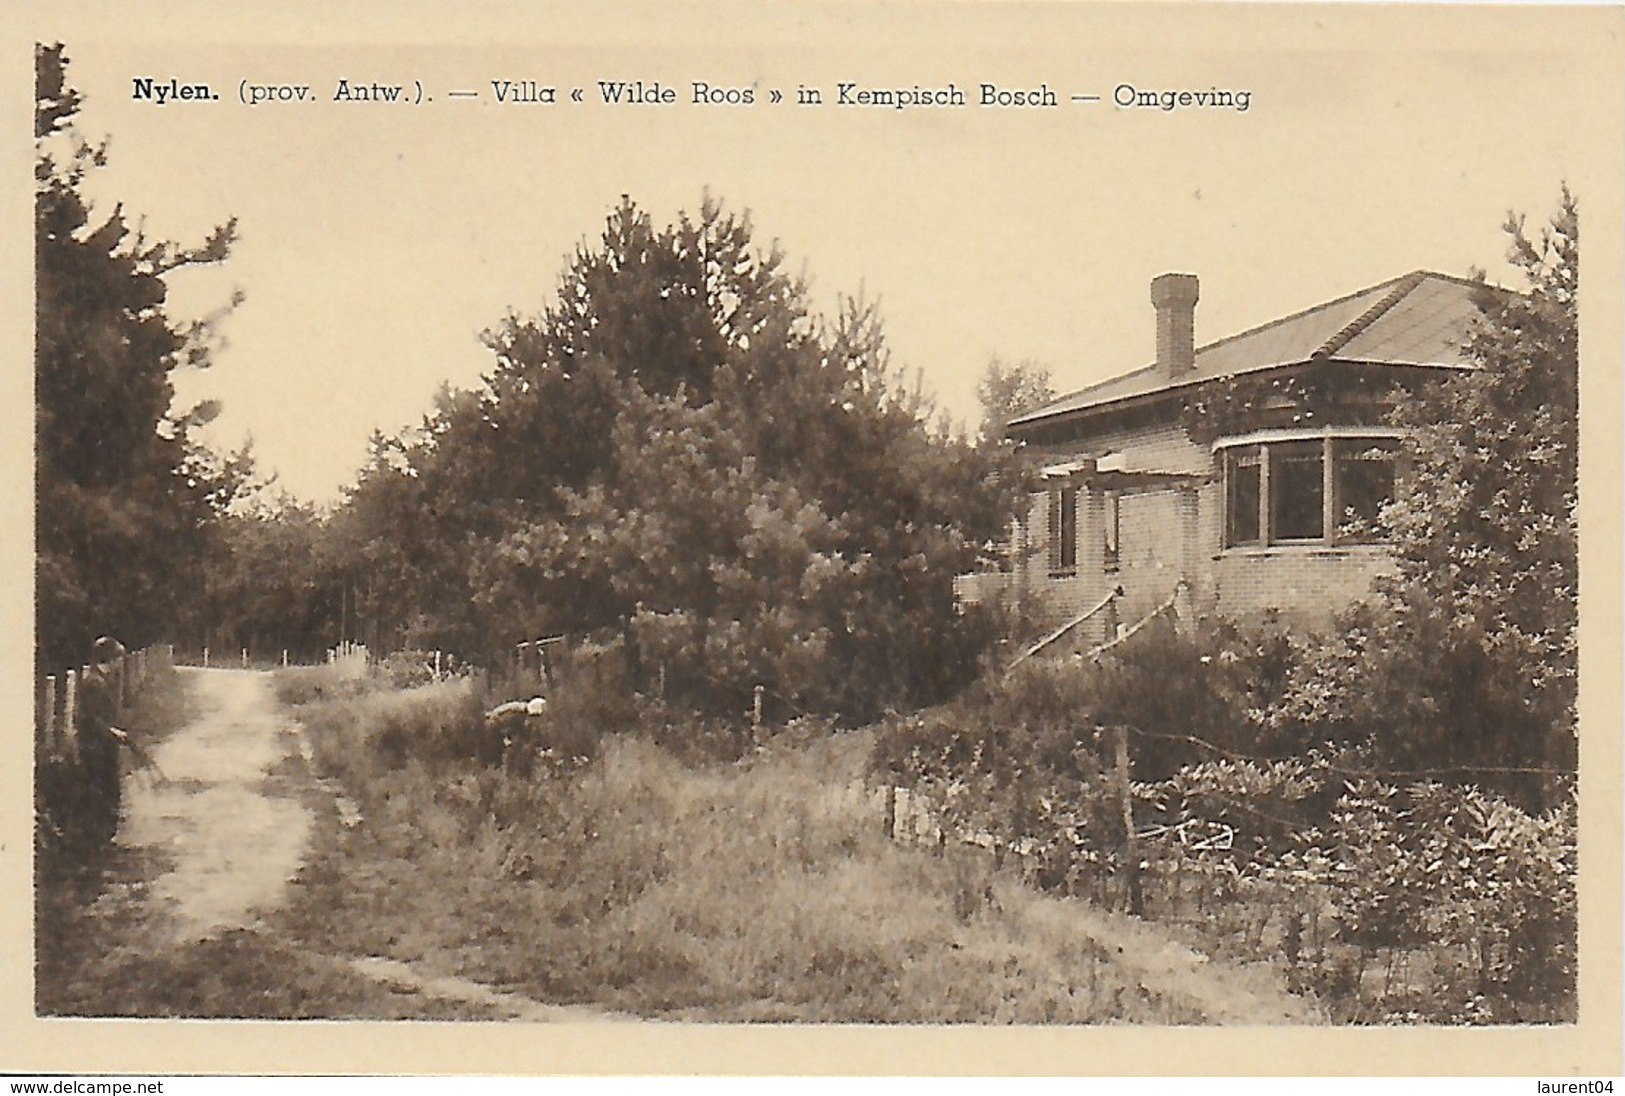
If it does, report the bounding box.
[278,672,1303,1022]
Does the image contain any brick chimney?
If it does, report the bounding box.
[1150,273,1200,376]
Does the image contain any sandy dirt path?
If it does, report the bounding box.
[111,668,623,1020]
[119,668,313,943]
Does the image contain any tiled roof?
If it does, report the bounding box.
[1010,271,1489,429]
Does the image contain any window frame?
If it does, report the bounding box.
[1267,439,1327,544]
[1332,436,1402,543]
[1215,428,1403,551]
[1223,446,1262,548]
[1048,482,1079,575]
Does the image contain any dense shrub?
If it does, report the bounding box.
[871,611,1579,1023]
[378,648,444,690]
[873,614,1313,814]
[1327,780,1576,1019]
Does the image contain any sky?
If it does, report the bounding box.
[25,4,1624,504]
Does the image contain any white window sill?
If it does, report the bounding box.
[1214,543,1389,560]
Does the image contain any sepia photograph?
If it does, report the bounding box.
[5,0,1622,1080]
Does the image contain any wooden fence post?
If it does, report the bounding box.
[63,670,78,746]
[1113,725,1144,916]
[41,675,57,748]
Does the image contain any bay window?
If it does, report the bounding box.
[1219,431,1400,549]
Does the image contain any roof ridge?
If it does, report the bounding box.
[1188,270,1429,360]
[1314,269,1428,359]
[1028,273,1421,416]
[1009,268,1475,429]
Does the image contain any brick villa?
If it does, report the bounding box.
[968,269,1494,647]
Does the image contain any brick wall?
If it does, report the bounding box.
[1211,546,1394,624]
[1024,419,1210,475]
[1112,488,1191,620]
[1016,418,1395,632]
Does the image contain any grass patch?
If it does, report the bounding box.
[40,920,501,1020]
[280,678,1311,1022]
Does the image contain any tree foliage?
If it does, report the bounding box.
[198,491,341,662]
[339,197,1018,720]
[35,44,245,669]
[1283,189,1579,807]
[976,357,1055,445]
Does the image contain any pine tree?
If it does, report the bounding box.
[35,44,244,668]
[976,357,1056,445]
[343,196,1016,718]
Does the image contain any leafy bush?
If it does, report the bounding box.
[871,612,1578,1024]
[271,665,376,709]
[1328,780,1575,1019]
[378,648,442,689]
[1137,754,1336,861]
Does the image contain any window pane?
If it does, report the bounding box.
[1335,440,1397,541]
[1225,450,1260,546]
[1060,486,1078,570]
[1048,488,1061,571]
[1270,443,1324,541]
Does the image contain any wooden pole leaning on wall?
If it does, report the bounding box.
[1005,585,1123,675]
